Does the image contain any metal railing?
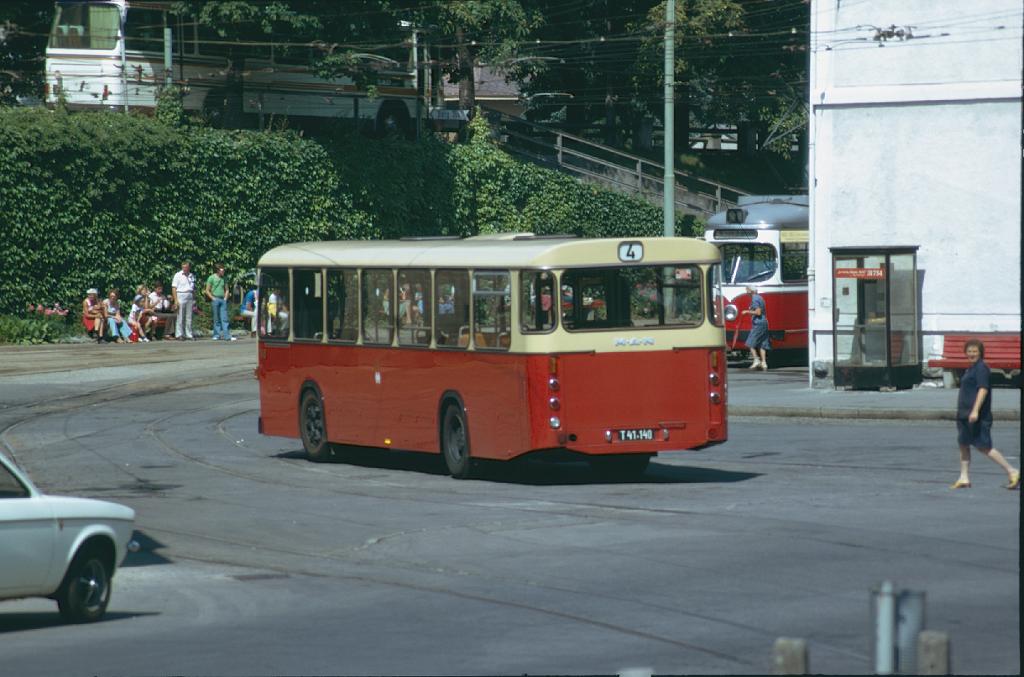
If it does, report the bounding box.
[484,109,749,218]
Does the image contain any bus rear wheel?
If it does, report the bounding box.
[441,404,472,479]
[300,390,332,462]
[589,454,652,479]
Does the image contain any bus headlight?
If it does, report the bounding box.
[724,304,738,322]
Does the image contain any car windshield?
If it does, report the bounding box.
[719,243,778,284]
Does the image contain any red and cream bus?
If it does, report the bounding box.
[44,0,417,132]
[255,235,728,479]
[704,195,809,365]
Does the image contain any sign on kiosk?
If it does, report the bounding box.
[835,267,886,280]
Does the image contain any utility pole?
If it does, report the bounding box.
[663,0,675,236]
[412,26,420,140]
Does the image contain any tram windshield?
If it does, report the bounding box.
[719,243,777,285]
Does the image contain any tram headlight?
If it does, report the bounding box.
[724,303,738,322]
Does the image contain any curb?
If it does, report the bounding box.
[730,406,1021,422]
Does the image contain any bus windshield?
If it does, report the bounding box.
[719,243,777,285]
[49,2,120,50]
[560,265,704,331]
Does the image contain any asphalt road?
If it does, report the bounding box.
[0,342,1018,675]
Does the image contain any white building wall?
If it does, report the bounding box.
[808,0,1022,383]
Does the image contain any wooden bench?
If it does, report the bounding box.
[928,333,1021,385]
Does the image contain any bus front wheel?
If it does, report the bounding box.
[441,404,472,479]
[300,390,332,462]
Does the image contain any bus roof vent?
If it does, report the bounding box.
[512,233,578,241]
[399,235,462,241]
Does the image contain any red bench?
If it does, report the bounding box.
[928,333,1021,383]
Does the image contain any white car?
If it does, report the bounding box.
[0,451,137,623]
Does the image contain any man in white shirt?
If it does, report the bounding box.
[171,261,196,340]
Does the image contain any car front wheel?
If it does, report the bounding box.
[57,550,111,623]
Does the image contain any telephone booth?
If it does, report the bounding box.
[830,246,921,390]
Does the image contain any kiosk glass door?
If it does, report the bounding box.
[834,254,888,367]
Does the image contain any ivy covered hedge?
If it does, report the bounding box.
[0,107,695,318]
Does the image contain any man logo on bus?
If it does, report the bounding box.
[615,337,655,347]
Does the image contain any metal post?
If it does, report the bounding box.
[412,28,420,140]
[119,8,129,112]
[874,580,896,675]
[163,27,172,87]
[895,589,926,674]
[662,0,675,236]
[556,134,563,166]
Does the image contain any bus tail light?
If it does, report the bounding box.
[710,392,721,404]
[548,356,558,374]
[548,397,560,411]
[547,377,560,391]
[549,416,561,429]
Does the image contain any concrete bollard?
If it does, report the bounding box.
[772,637,808,674]
[917,630,950,675]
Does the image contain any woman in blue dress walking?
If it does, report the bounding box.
[742,285,770,370]
[950,339,1020,489]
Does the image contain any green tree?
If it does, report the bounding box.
[171,1,321,127]
[388,0,541,112]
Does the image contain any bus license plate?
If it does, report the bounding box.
[618,428,655,442]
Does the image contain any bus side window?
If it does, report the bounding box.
[361,269,393,345]
[435,270,469,349]
[259,268,291,340]
[124,8,165,53]
[293,269,323,340]
[327,269,358,342]
[473,271,511,351]
[397,269,431,347]
[519,270,556,333]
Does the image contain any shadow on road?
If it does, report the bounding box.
[121,530,174,568]
[275,448,760,486]
[0,610,159,634]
